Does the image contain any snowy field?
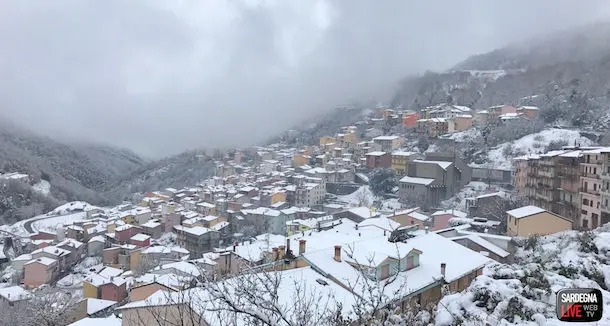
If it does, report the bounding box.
[31,211,87,233]
[435,225,610,325]
[337,186,377,207]
[472,129,594,170]
[32,180,51,195]
[440,181,507,212]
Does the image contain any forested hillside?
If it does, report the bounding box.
[392,22,610,135]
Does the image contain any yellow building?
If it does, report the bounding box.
[391,151,417,175]
[319,136,336,146]
[130,249,143,271]
[506,206,572,237]
[122,215,135,225]
[292,154,309,167]
[271,191,287,205]
[82,281,99,299]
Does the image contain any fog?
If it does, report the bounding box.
[0,0,609,158]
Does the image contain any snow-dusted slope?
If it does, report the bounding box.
[472,129,594,170]
[435,225,610,325]
[31,180,50,195]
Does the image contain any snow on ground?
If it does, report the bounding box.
[435,224,610,325]
[31,211,87,233]
[440,182,506,212]
[32,179,51,195]
[472,129,594,170]
[337,186,377,207]
[445,128,482,143]
[58,257,103,287]
[50,201,96,215]
[380,198,403,211]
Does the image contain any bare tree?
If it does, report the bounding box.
[0,287,81,326]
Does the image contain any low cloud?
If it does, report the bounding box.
[0,0,609,157]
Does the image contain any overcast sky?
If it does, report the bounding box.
[1,0,610,158]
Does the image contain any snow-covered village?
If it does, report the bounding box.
[3,3,610,326]
[1,102,609,326]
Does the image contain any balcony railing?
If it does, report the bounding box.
[581,172,601,179]
[580,187,601,196]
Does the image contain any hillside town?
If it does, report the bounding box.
[0,102,607,326]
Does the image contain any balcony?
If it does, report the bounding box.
[580,187,601,196]
[581,172,600,180]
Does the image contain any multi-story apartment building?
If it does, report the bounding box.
[555,151,582,223]
[601,149,610,226]
[372,136,403,152]
[391,151,418,176]
[513,147,608,230]
[579,149,602,230]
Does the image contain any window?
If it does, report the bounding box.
[594,167,597,174]
[583,219,589,228]
[407,255,416,270]
[582,209,588,215]
[380,264,390,280]
[583,198,589,205]
[592,214,599,228]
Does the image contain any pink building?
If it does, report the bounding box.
[488,105,516,118]
[23,257,58,288]
[163,213,181,233]
[100,278,127,302]
[130,233,151,247]
[431,210,468,231]
[115,225,143,244]
[365,152,391,169]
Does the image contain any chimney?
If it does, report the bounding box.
[278,245,286,259]
[425,226,429,234]
[286,239,291,255]
[299,240,306,255]
[355,224,359,230]
[440,263,446,278]
[272,247,279,261]
[334,245,342,262]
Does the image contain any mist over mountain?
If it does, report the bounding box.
[392,22,610,133]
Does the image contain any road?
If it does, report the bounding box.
[23,216,45,234]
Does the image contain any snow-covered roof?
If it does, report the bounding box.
[26,257,57,266]
[67,316,121,326]
[130,233,151,242]
[506,205,546,219]
[118,267,358,323]
[348,207,378,219]
[413,160,453,170]
[0,286,31,302]
[399,176,435,185]
[174,225,213,236]
[432,210,467,218]
[392,151,417,157]
[304,232,492,299]
[519,106,539,110]
[373,136,400,141]
[86,298,117,314]
[365,151,387,156]
[409,211,430,222]
[98,266,124,279]
[449,235,510,258]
